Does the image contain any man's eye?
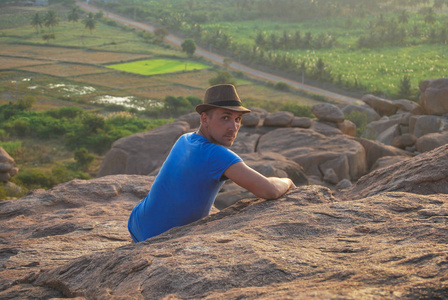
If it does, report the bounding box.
[223,116,229,120]
[236,117,241,122]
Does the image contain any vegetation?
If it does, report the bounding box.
[107,59,210,75]
[92,0,448,100]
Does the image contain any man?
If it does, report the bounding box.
[128,84,295,242]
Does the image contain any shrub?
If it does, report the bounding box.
[209,70,236,86]
[12,119,30,137]
[14,168,56,190]
[74,147,94,169]
[17,95,36,111]
[279,103,314,118]
[274,81,291,91]
[0,141,22,155]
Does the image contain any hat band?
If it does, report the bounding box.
[208,100,243,107]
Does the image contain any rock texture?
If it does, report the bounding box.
[359,80,448,153]
[97,121,190,176]
[419,78,448,115]
[1,145,447,299]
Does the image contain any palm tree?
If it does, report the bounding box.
[44,10,59,33]
[68,7,80,25]
[83,12,96,34]
[30,12,43,34]
[398,10,409,24]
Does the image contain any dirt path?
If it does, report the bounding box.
[76,1,362,105]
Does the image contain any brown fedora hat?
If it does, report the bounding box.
[195,84,251,114]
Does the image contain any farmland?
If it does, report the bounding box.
[98,0,448,100]
[107,59,211,76]
[0,3,321,197]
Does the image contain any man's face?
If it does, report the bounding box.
[201,108,243,147]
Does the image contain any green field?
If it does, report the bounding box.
[107,59,211,75]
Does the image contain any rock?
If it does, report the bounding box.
[376,124,400,145]
[230,129,261,154]
[391,133,417,149]
[415,131,448,153]
[362,94,398,116]
[11,185,446,299]
[412,115,445,138]
[263,111,294,127]
[291,117,312,128]
[341,103,381,123]
[258,128,367,181]
[370,155,412,172]
[319,155,350,181]
[176,112,200,129]
[355,137,413,171]
[241,112,261,127]
[310,120,343,136]
[419,78,448,115]
[323,168,338,185]
[97,121,191,177]
[345,144,448,199]
[0,175,154,296]
[310,103,344,123]
[364,116,401,140]
[215,151,308,209]
[337,119,356,137]
[0,147,19,183]
[335,178,352,189]
[392,99,425,115]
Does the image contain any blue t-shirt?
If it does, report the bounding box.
[128,132,242,242]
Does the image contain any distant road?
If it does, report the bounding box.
[76,1,362,104]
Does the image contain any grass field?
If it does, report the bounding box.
[107,59,211,75]
[194,10,448,98]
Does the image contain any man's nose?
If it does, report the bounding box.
[229,120,239,131]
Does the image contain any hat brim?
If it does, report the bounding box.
[195,104,251,114]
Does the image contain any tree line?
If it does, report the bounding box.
[30,7,104,42]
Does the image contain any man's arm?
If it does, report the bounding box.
[224,162,295,200]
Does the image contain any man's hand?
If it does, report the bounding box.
[224,162,295,200]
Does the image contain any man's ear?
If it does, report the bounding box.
[200,112,208,126]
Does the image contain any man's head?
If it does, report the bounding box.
[196,84,249,147]
[199,107,242,147]
[195,84,251,115]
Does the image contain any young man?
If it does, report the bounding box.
[128,84,295,242]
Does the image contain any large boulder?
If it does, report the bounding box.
[215,151,308,209]
[97,121,191,177]
[257,128,367,181]
[263,111,294,127]
[362,94,398,116]
[419,78,448,115]
[310,120,343,136]
[412,115,446,138]
[341,103,381,123]
[415,131,448,153]
[11,185,447,299]
[0,147,19,182]
[0,175,153,297]
[310,103,344,123]
[344,144,448,199]
[392,99,425,115]
[354,137,413,171]
[2,148,448,299]
[364,116,401,140]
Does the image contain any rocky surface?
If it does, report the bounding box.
[98,79,448,198]
[419,78,448,116]
[0,145,447,299]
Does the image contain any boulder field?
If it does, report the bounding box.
[0,145,447,299]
